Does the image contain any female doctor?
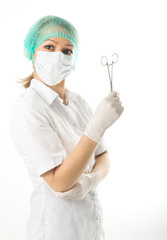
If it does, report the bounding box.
[9,15,124,240]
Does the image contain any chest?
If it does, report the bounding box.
[44,99,95,172]
[46,99,89,151]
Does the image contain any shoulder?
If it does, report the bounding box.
[11,88,47,116]
[10,88,48,130]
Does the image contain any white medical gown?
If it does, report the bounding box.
[9,78,108,240]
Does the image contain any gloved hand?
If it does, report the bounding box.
[84,91,124,143]
[52,172,100,200]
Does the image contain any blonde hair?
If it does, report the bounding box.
[16,65,35,89]
[16,72,34,89]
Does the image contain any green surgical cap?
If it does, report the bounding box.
[23,15,80,65]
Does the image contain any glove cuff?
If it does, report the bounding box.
[84,119,105,143]
[90,172,101,188]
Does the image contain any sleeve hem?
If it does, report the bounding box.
[95,143,108,157]
[38,158,64,177]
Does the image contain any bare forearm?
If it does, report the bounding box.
[53,134,99,192]
[90,150,111,182]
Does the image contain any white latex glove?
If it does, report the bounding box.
[52,172,100,200]
[84,90,124,143]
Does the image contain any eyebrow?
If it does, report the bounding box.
[44,39,74,47]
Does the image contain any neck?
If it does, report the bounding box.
[49,79,66,104]
[33,71,66,105]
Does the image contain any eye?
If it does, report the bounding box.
[44,45,54,50]
[63,49,73,55]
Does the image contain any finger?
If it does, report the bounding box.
[112,101,122,108]
[106,91,120,101]
[115,105,124,115]
[111,96,120,103]
[53,192,74,199]
[106,91,117,99]
[53,187,77,198]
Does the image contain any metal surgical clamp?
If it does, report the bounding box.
[101,53,118,91]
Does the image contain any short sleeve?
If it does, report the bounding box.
[9,101,67,177]
[80,95,108,156]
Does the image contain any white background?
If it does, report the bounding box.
[0,0,167,239]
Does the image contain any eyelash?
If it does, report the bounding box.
[44,45,73,54]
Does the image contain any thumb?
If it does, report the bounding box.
[105,90,118,100]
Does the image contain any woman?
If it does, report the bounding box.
[9,15,124,240]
